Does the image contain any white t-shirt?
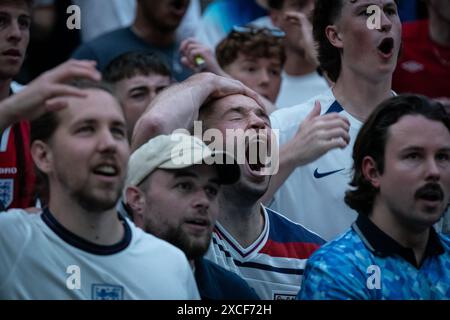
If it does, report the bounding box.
[0,209,200,300]
[275,71,330,109]
[269,89,360,241]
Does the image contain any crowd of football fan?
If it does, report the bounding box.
[0,0,449,300]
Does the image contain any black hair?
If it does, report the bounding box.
[103,51,171,84]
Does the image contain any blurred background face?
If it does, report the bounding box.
[139,0,190,32]
[115,73,171,139]
[427,0,450,23]
[137,165,220,260]
[0,1,30,79]
[223,53,282,103]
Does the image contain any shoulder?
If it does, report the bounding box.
[301,228,373,281]
[0,209,41,237]
[298,230,373,299]
[0,210,42,267]
[129,221,184,257]
[270,90,336,141]
[439,233,450,250]
[402,20,429,42]
[196,258,260,300]
[265,207,325,246]
[72,27,131,58]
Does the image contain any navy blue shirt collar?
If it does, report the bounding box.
[352,214,444,268]
[42,207,132,255]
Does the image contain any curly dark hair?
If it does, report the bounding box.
[345,94,450,216]
[215,27,286,69]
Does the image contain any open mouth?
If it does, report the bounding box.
[92,164,119,177]
[245,134,270,174]
[418,192,443,202]
[377,38,394,57]
[416,185,444,202]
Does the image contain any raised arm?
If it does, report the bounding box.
[0,60,101,131]
[131,72,264,150]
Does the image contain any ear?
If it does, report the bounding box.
[125,186,146,228]
[325,25,344,49]
[31,140,53,174]
[361,156,381,189]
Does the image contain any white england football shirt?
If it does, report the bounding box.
[269,89,360,241]
[0,209,200,300]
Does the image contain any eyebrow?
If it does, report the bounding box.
[129,86,149,93]
[223,106,247,115]
[400,146,450,153]
[173,169,221,185]
[71,118,126,127]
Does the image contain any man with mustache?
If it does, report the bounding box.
[0,80,199,299]
[298,95,450,299]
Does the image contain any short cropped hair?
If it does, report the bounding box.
[345,94,450,216]
[103,51,171,84]
[216,27,286,69]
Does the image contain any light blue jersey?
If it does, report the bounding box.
[297,214,450,300]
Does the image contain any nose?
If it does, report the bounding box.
[248,112,266,130]
[257,69,270,86]
[97,128,118,153]
[379,10,393,33]
[7,21,23,43]
[149,90,157,102]
[192,189,210,212]
[425,158,441,182]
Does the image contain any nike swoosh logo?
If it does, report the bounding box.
[314,168,345,179]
